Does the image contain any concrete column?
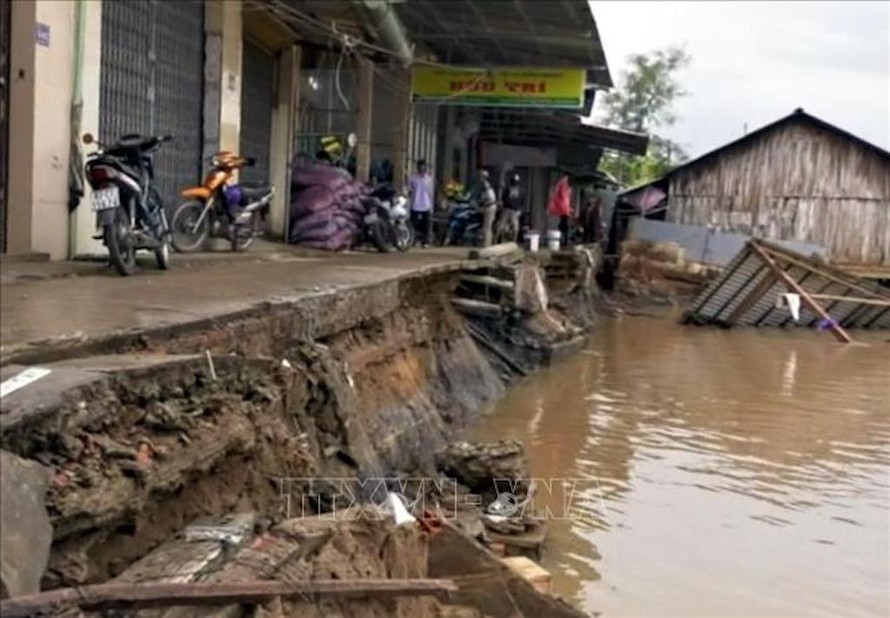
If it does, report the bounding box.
[6,0,36,256]
[72,0,103,257]
[268,45,300,241]
[442,106,455,182]
[7,0,75,259]
[392,69,410,191]
[355,58,373,183]
[205,0,242,157]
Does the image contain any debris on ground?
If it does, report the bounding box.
[0,450,54,597]
[617,237,719,303]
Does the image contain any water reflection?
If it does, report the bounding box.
[473,317,890,617]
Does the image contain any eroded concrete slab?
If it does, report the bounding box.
[0,450,53,597]
[1,249,477,366]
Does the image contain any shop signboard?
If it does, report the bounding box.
[411,66,586,109]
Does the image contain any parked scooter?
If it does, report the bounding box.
[360,196,398,253]
[443,195,484,246]
[170,152,274,253]
[369,184,413,252]
[82,132,173,276]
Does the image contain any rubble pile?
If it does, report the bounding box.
[452,261,589,379]
[435,440,530,507]
[617,238,721,302]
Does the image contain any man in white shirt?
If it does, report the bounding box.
[408,160,434,247]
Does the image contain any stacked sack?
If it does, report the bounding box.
[289,163,369,250]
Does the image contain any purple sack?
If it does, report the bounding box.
[295,222,340,242]
[294,185,337,212]
[297,228,356,251]
[292,164,352,187]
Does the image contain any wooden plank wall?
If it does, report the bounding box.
[667,119,890,265]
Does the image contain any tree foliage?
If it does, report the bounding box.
[599,47,691,186]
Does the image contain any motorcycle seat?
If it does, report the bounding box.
[240,183,272,200]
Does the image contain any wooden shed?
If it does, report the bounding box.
[655,109,890,268]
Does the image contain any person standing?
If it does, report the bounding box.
[496,173,523,243]
[408,159,434,247]
[582,191,603,244]
[470,169,498,247]
[548,174,573,247]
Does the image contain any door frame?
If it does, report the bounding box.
[0,0,11,253]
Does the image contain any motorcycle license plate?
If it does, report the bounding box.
[91,187,120,212]
[364,212,379,224]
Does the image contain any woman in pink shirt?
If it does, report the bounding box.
[548,174,573,246]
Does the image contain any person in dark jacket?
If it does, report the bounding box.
[495,173,523,243]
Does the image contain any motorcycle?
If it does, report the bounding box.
[388,195,413,251]
[170,151,274,253]
[82,132,173,276]
[369,184,413,252]
[443,195,484,246]
[360,195,397,253]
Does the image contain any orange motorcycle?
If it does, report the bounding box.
[170,151,274,252]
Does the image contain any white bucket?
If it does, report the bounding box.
[526,232,540,252]
[547,230,561,251]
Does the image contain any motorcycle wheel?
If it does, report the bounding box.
[394,221,414,252]
[155,240,171,270]
[170,200,209,253]
[370,221,392,253]
[150,190,171,270]
[230,213,255,252]
[105,208,137,276]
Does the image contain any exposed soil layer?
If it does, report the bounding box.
[1,272,505,589]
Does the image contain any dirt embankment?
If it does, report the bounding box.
[1,272,506,589]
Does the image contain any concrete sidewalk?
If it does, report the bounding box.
[1,244,474,364]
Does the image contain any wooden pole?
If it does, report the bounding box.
[468,242,521,261]
[451,297,502,319]
[759,245,885,301]
[808,294,890,306]
[0,579,459,617]
[749,241,852,343]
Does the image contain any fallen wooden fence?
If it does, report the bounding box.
[0,579,459,617]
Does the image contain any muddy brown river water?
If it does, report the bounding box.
[472,316,890,617]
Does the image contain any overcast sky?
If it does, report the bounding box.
[590,1,890,158]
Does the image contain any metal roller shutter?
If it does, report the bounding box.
[239,41,274,184]
[99,0,204,210]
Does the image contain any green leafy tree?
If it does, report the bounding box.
[598,47,691,186]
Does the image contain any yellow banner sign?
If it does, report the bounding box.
[411,66,586,109]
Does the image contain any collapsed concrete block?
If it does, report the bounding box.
[0,450,53,597]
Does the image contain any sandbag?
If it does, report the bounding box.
[294,208,334,227]
[295,222,340,242]
[297,228,356,251]
[292,163,352,187]
[293,185,337,212]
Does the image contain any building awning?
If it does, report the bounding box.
[478,110,649,155]
[395,0,612,88]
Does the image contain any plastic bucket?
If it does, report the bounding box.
[547,230,561,251]
[526,232,540,252]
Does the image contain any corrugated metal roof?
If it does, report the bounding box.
[685,240,890,334]
[478,109,648,155]
[396,0,612,87]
